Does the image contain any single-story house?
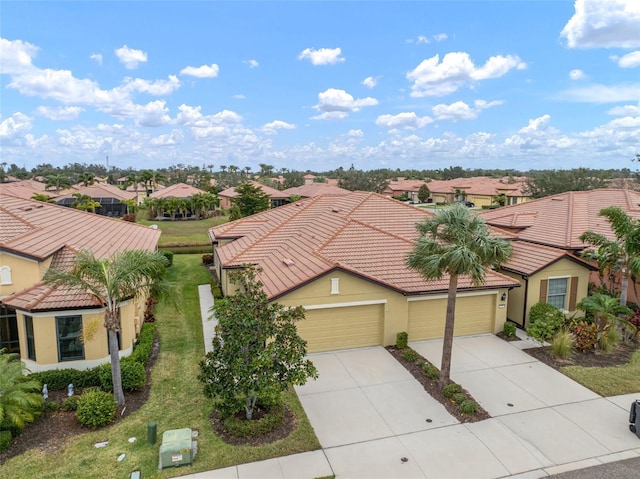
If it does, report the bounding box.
[209,192,520,352]
[55,183,137,217]
[0,194,160,371]
[479,189,640,327]
[281,182,351,198]
[218,181,290,210]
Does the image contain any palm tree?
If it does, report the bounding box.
[43,250,174,405]
[577,293,634,347]
[0,350,43,429]
[78,172,95,187]
[45,174,71,194]
[407,204,512,386]
[31,192,56,203]
[71,193,101,213]
[580,206,640,306]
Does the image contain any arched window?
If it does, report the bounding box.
[0,266,11,285]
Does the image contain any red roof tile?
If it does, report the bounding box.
[149,182,206,198]
[210,192,520,299]
[502,241,597,276]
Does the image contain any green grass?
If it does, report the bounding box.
[561,349,640,396]
[138,217,228,247]
[0,255,320,479]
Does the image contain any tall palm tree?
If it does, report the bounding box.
[580,206,640,306]
[45,174,71,194]
[407,204,512,386]
[71,193,101,213]
[577,293,633,347]
[78,172,96,187]
[44,250,174,405]
[0,350,43,429]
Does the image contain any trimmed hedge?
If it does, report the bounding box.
[98,358,146,392]
[396,332,408,349]
[130,322,156,365]
[76,389,116,429]
[29,367,101,391]
[159,250,174,267]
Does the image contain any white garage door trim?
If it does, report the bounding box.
[407,290,498,302]
[304,299,387,310]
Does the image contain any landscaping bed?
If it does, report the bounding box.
[386,345,490,423]
[524,342,638,370]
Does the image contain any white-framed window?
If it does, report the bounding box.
[330,278,340,295]
[547,277,568,310]
[0,266,11,285]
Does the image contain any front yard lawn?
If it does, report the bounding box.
[561,349,640,397]
[138,217,228,247]
[0,254,320,479]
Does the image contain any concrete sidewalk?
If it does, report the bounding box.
[175,287,640,479]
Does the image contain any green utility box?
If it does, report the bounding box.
[158,428,193,469]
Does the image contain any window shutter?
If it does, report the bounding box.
[568,276,579,310]
[539,279,548,303]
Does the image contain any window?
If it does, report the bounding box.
[0,305,19,354]
[330,278,340,295]
[0,266,11,285]
[56,315,84,361]
[547,278,568,309]
[24,315,36,361]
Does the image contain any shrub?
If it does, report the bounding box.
[0,419,23,438]
[159,250,173,267]
[99,358,146,392]
[202,254,214,265]
[143,295,158,323]
[43,400,59,413]
[527,302,565,342]
[223,403,285,438]
[443,383,463,398]
[402,348,418,362]
[452,392,466,404]
[122,213,136,223]
[0,430,12,453]
[551,331,574,360]
[598,323,620,353]
[396,332,408,349]
[129,322,156,365]
[62,396,80,412]
[29,368,101,391]
[422,363,440,380]
[502,321,517,338]
[571,321,597,350]
[76,389,116,429]
[458,399,479,415]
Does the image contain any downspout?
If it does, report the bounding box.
[522,276,529,329]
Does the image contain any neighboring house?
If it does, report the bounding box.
[281,182,351,198]
[0,194,160,372]
[384,177,530,206]
[209,192,520,353]
[218,181,289,210]
[149,182,206,200]
[0,179,53,200]
[55,184,137,217]
[479,189,640,327]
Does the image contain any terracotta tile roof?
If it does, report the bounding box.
[210,192,520,299]
[149,182,206,198]
[56,183,136,201]
[0,194,161,260]
[479,189,640,250]
[501,241,597,277]
[1,179,50,200]
[218,181,289,200]
[384,177,529,198]
[282,182,351,198]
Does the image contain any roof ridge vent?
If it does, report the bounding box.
[283,258,295,266]
[331,207,340,213]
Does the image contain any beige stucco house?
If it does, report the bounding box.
[0,194,160,371]
[209,192,520,352]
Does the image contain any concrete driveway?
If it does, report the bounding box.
[294,335,640,479]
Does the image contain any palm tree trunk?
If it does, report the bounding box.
[108,329,125,405]
[620,274,629,306]
[439,273,458,387]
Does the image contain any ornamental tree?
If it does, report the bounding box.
[198,266,318,420]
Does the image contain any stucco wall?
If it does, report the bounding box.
[0,252,42,298]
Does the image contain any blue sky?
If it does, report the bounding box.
[1,0,639,173]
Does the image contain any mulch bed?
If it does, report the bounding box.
[210,407,297,446]
[0,332,160,465]
[523,341,638,370]
[386,346,491,423]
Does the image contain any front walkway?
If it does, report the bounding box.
[176,287,640,479]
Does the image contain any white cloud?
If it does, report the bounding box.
[90,53,103,66]
[176,104,203,125]
[34,106,83,120]
[262,120,296,135]
[132,100,171,127]
[122,75,181,95]
[243,59,259,68]
[150,129,184,146]
[348,129,364,138]
[362,76,378,88]
[376,112,433,130]
[0,38,38,74]
[312,88,378,120]
[0,112,32,142]
[115,45,148,69]
[560,83,640,102]
[561,0,640,49]
[608,102,640,116]
[180,63,220,78]
[298,47,345,65]
[233,94,246,99]
[569,69,587,80]
[407,52,526,97]
[432,100,503,121]
[612,50,640,67]
[433,33,448,42]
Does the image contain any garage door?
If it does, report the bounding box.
[408,294,495,341]
[298,304,384,353]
